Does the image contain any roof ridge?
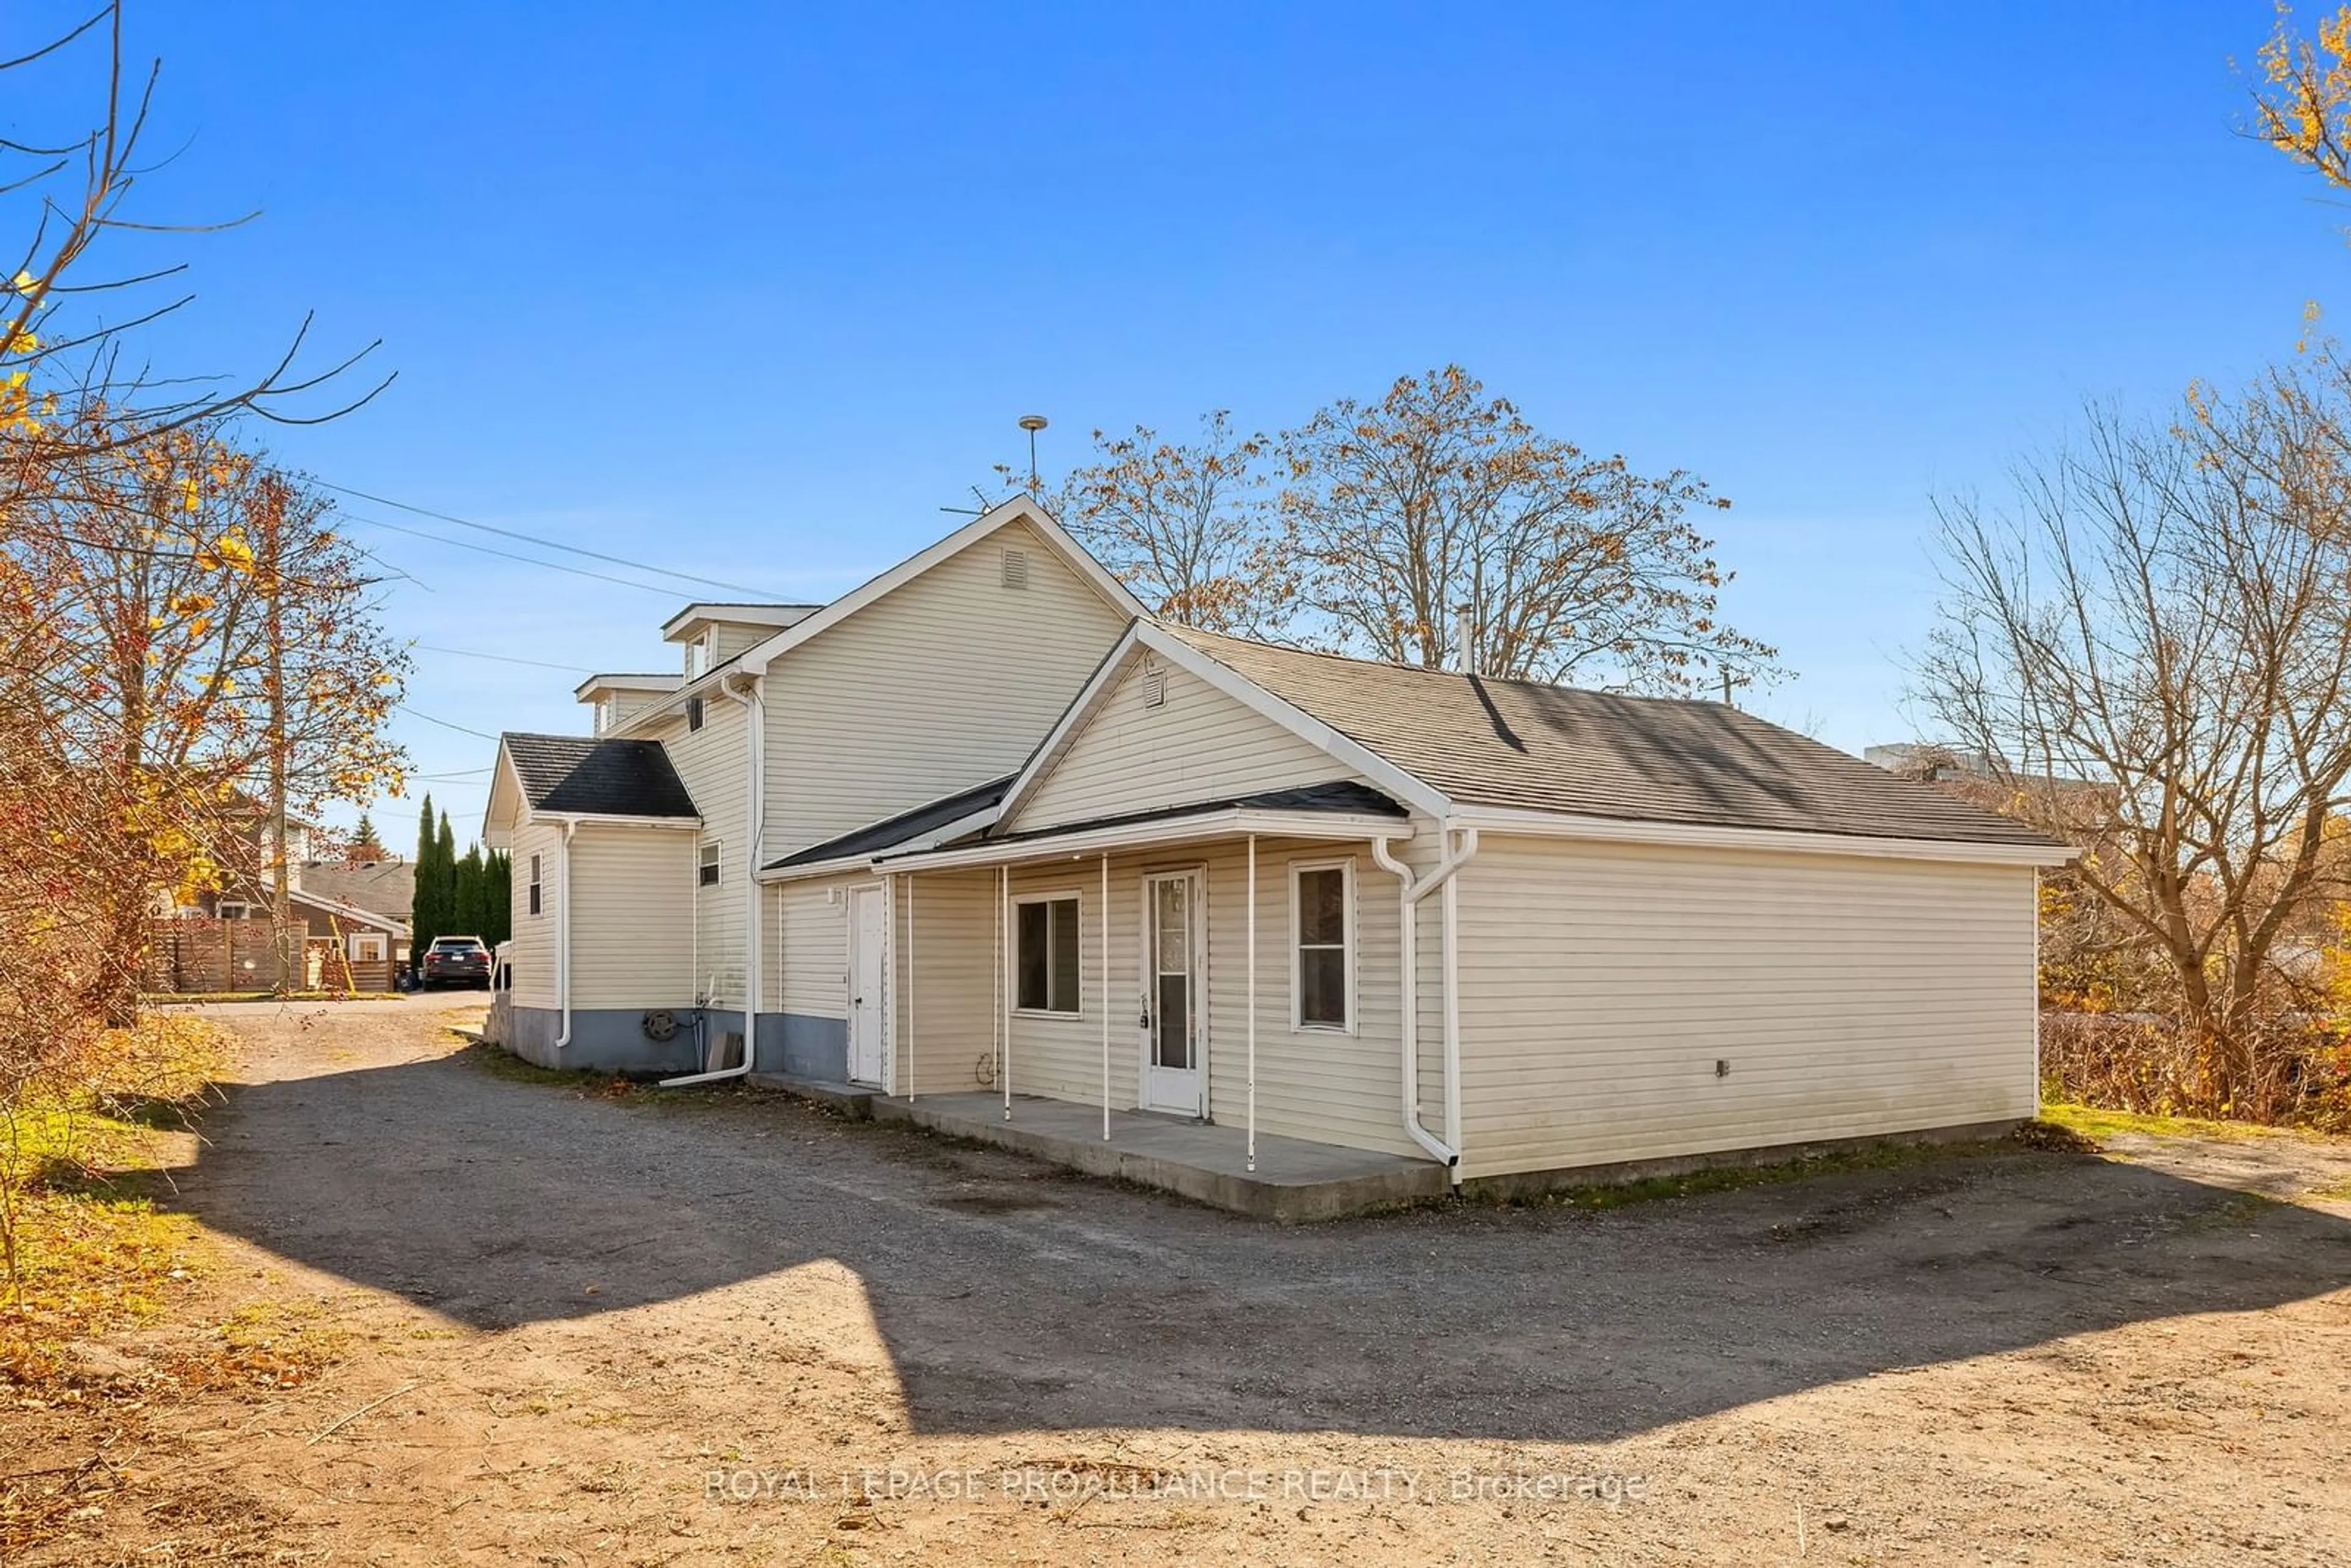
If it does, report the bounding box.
[1159,621,1739,713]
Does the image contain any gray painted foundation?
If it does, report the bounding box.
[505,1005,704,1076]
[501,1005,846,1081]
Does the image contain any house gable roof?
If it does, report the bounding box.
[497,733,700,820]
[1159,626,2065,850]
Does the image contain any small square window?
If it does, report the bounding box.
[698,841,721,888]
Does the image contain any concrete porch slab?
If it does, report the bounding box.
[745,1073,876,1119]
[867,1091,1450,1223]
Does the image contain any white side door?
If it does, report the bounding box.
[846,884,887,1086]
[1139,869,1204,1116]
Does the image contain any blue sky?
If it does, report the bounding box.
[9,2,2340,844]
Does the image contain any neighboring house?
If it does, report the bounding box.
[291,857,417,964]
[484,499,2071,1196]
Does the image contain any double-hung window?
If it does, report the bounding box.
[1015,895,1082,1015]
[527,853,543,916]
[698,841,721,888]
[1292,860,1353,1030]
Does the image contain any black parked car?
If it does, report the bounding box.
[419,936,492,989]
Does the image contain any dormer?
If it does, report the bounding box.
[575,672,685,735]
[660,602,823,676]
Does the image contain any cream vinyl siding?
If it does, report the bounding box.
[509,820,563,1009]
[890,868,996,1093]
[1452,834,2038,1181]
[710,622,774,662]
[759,519,1132,858]
[568,825,696,1010]
[652,700,747,1008]
[776,879,847,1019]
[1007,654,1352,835]
[968,836,1425,1158]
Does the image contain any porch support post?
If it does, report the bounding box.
[1100,852,1111,1141]
[1000,864,1012,1120]
[1246,833,1258,1173]
[904,872,915,1101]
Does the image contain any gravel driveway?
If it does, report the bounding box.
[24,997,2351,1564]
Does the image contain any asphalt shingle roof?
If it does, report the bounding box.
[765,775,1016,870]
[1162,626,2064,849]
[501,733,700,820]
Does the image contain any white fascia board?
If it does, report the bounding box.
[659,602,820,641]
[524,809,706,832]
[484,744,528,842]
[989,624,1147,827]
[990,623,1453,831]
[612,661,755,737]
[1136,625,1453,819]
[870,808,1417,875]
[571,672,684,702]
[1448,804,2078,867]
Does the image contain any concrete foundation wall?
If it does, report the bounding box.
[506,1005,702,1075]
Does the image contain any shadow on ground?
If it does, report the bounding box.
[154,1049,2351,1443]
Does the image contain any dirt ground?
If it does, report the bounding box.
[6,998,2351,1566]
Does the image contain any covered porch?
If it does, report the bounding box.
[764,782,1466,1206]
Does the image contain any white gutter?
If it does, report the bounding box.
[1370,825,1480,1174]
[1444,804,2074,867]
[871,808,1415,875]
[661,666,768,1088]
[552,819,580,1050]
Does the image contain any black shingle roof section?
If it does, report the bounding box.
[1163,626,2066,849]
[765,775,1016,870]
[975,780,1408,847]
[501,733,700,819]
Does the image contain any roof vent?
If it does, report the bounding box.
[1000,547,1030,590]
[1141,664,1166,709]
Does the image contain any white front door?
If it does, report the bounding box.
[1139,869,1204,1116]
[847,884,887,1086]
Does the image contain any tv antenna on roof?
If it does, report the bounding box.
[1018,413,1049,495]
[939,413,1052,516]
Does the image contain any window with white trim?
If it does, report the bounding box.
[1292,860,1354,1030]
[685,634,711,678]
[1014,893,1081,1015]
[593,696,615,735]
[527,853,543,916]
[698,841,721,888]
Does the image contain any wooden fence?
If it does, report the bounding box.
[146,918,393,995]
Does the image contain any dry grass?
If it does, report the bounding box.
[2039,1099,2297,1146]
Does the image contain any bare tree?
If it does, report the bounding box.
[1916,373,2351,1115]
[1278,366,1777,692]
[1045,411,1291,636]
[0,2,384,501]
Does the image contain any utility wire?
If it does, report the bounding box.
[397,704,502,741]
[341,511,694,599]
[315,479,793,599]
[411,642,596,674]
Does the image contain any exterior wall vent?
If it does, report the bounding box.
[1000,547,1030,590]
[1141,664,1166,708]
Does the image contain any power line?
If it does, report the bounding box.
[397,703,501,741]
[341,511,694,599]
[315,479,793,598]
[412,643,595,675]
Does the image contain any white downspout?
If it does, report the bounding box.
[552,817,580,1050]
[661,666,766,1088]
[1371,825,1479,1174]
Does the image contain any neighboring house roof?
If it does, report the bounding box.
[498,733,700,819]
[288,888,410,936]
[294,860,414,921]
[1159,626,2063,849]
[763,775,1018,871]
